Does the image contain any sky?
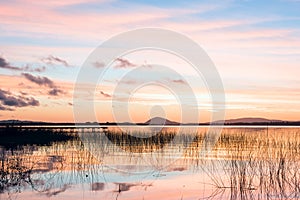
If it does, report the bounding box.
[0,0,300,123]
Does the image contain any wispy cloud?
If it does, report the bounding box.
[0,104,14,111]
[93,61,105,68]
[0,0,212,43]
[48,88,65,96]
[0,56,46,72]
[23,64,47,73]
[41,55,69,67]
[0,57,22,70]
[100,91,111,98]
[120,79,138,85]
[22,73,55,88]
[22,73,66,97]
[171,79,186,84]
[114,58,136,68]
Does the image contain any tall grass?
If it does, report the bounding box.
[198,128,300,199]
[1,127,300,200]
[0,127,77,149]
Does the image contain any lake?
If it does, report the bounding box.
[0,126,299,200]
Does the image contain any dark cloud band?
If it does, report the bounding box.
[0,89,39,111]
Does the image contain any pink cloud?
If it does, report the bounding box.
[93,61,105,68]
[41,55,69,67]
[0,1,220,43]
[171,79,186,84]
[120,80,138,85]
[114,58,136,68]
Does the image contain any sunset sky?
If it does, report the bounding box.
[0,0,299,123]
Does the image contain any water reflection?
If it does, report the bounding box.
[0,126,299,199]
[202,127,300,199]
[91,182,105,191]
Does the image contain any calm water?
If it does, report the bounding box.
[0,126,300,200]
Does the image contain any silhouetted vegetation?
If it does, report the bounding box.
[0,126,300,199]
[0,127,77,149]
[104,130,177,153]
[199,128,300,199]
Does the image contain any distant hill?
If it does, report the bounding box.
[217,117,283,124]
[144,117,288,125]
[0,117,299,126]
[0,120,48,124]
[144,117,180,125]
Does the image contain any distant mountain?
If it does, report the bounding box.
[144,117,180,125]
[0,120,48,124]
[213,117,283,124]
[0,117,299,126]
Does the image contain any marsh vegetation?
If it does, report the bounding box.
[0,126,299,199]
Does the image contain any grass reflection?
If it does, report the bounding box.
[0,127,300,199]
[200,128,300,199]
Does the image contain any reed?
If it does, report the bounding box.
[1,127,300,200]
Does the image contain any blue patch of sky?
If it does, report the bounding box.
[55,0,226,15]
[223,0,300,21]
[253,19,300,31]
[46,67,81,82]
[0,35,97,48]
[0,69,19,77]
[188,0,300,31]
[51,0,300,32]
[0,61,80,83]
